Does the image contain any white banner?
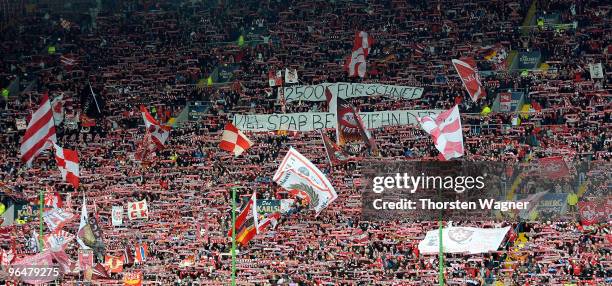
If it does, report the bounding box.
[273,148,337,216]
[589,63,604,79]
[418,226,510,254]
[282,82,423,102]
[111,206,123,226]
[233,109,440,132]
[127,200,148,220]
[43,208,75,232]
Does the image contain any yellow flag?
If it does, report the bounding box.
[480,106,492,116]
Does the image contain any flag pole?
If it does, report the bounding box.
[231,185,237,286]
[88,80,101,113]
[39,189,44,251]
[438,218,444,286]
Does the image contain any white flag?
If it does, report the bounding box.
[127,200,148,220]
[589,63,604,79]
[76,197,90,249]
[273,147,337,216]
[43,208,75,232]
[111,206,123,226]
[418,226,510,254]
[284,68,298,84]
[51,94,64,125]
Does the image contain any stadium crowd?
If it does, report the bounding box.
[0,0,610,285]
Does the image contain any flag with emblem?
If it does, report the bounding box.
[43,208,75,232]
[105,254,124,273]
[140,105,171,149]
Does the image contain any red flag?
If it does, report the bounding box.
[268,70,283,87]
[78,249,94,271]
[345,31,373,78]
[105,254,124,273]
[320,130,351,167]
[537,157,570,179]
[451,58,486,102]
[134,242,148,263]
[227,191,258,237]
[52,142,79,189]
[90,263,110,279]
[220,123,254,156]
[332,89,377,154]
[140,105,171,149]
[123,271,143,286]
[418,105,464,160]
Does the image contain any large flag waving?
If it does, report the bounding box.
[418,105,464,160]
[319,130,351,167]
[451,58,486,102]
[273,148,337,216]
[220,122,253,156]
[76,197,91,249]
[345,31,373,78]
[52,142,79,189]
[326,88,378,154]
[43,208,75,232]
[140,105,171,149]
[235,212,280,246]
[227,190,258,237]
[20,93,57,166]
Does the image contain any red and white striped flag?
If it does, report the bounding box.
[345,31,373,78]
[418,105,464,160]
[140,106,171,149]
[52,142,79,189]
[220,123,253,156]
[346,49,367,78]
[60,55,75,67]
[20,93,57,167]
[451,58,486,102]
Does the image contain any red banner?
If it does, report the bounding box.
[578,198,612,225]
[538,156,570,179]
